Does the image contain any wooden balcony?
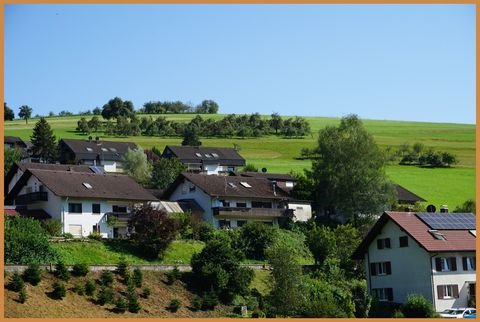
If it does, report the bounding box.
[213,207,288,218]
[15,192,48,205]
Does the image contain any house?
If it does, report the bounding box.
[239,172,296,192]
[6,168,158,238]
[163,173,311,228]
[394,184,426,205]
[161,145,246,175]
[4,136,32,162]
[58,138,137,172]
[352,211,476,312]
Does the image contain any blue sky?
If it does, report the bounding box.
[5,4,475,124]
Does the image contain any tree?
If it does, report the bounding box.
[4,102,14,120]
[269,113,283,135]
[87,116,102,132]
[182,124,202,146]
[30,117,58,163]
[101,97,135,120]
[18,105,32,124]
[122,148,152,185]
[306,224,336,266]
[76,117,90,134]
[195,99,219,114]
[4,148,22,175]
[151,157,186,189]
[309,115,394,225]
[128,206,178,259]
[401,294,435,318]
[239,222,277,260]
[92,107,102,115]
[453,199,476,214]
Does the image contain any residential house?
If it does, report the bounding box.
[161,145,245,175]
[352,211,476,312]
[58,138,137,172]
[6,169,158,238]
[163,173,311,228]
[394,184,426,205]
[4,136,32,162]
[239,172,296,192]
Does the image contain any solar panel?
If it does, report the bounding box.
[89,166,105,174]
[416,213,476,230]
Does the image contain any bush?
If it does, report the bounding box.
[62,232,74,239]
[168,299,182,312]
[142,287,151,299]
[191,296,202,311]
[73,283,85,295]
[131,268,142,287]
[392,310,405,318]
[9,271,25,292]
[251,310,265,318]
[97,287,114,305]
[239,222,277,260]
[22,263,42,286]
[201,290,219,310]
[85,279,96,296]
[116,256,129,278]
[166,266,181,285]
[128,292,141,313]
[115,296,128,313]
[100,270,114,286]
[18,287,27,304]
[401,293,435,318]
[88,232,102,241]
[72,263,89,277]
[52,281,66,300]
[54,261,70,281]
[40,219,62,236]
[5,216,58,264]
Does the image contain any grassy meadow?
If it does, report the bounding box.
[4,114,475,209]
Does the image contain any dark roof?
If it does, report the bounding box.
[352,211,476,259]
[163,145,245,166]
[4,208,51,220]
[15,169,158,201]
[4,136,27,148]
[165,173,289,200]
[394,184,426,203]
[60,139,137,161]
[239,172,296,181]
[16,162,95,173]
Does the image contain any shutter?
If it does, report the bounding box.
[386,262,392,275]
[450,258,457,271]
[69,224,82,237]
[463,257,468,271]
[437,285,444,299]
[387,288,393,301]
[435,258,442,272]
[370,263,377,276]
[377,239,383,249]
[453,285,459,298]
[385,238,391,248]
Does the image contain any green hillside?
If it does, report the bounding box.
[4,114,475,209]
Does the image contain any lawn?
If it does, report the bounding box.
[4,113,475,209]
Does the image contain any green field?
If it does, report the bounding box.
[4,114,475,209]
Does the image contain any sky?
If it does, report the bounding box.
[5,4,476,124]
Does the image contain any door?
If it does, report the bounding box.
[69,224,82,238]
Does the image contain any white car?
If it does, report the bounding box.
[439,308,476,318]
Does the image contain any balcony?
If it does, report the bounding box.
[15,192,48,205]
[213,207,289,218]
[105,212,131,227]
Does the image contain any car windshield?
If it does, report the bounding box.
[453,310,465,314]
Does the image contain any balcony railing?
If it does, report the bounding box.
[105,212,131,227]
[15,192,48,205]
[213,207,288,218]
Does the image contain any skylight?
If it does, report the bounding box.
[240,182,252,188]
[86,147,93,152]
[109,148,117,152]
[82,182,93,189]
[101,148,108,152]
[205,153,212,158]
[195,153,202,157]
[228,182,237,188]
[428,230,446,240]
[211,153,219,158]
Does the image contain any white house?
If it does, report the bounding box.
[7,168,158,238]
[352,211,476,312]
[163,173,312,228]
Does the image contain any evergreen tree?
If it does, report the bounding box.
[181,124,202,146]
[30,118,58,163]
[4,102,15,121]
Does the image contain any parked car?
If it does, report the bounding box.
[463,313,476,319]
[440,308,476,318]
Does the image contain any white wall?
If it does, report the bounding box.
[288,202,312,222]
[8,169,25,194]
[169,179,214,225]
[102,160,117,172]
[204,163,220,175]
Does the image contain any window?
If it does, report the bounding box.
[86,147,93,152]
[237,220,247,227]
[370,262,392,276]
[372,288,393,302]
[435,257,457,272]
[399,236,408,247]
[92,224,99,233]
[112,205,127,213]
[437,284,459,299]
[211,153,219,158]
[236,202,247,208]
[68,203,83,214]
[189,185,196,192]
[92,204,101,214]
[219,220,231,229]
[83,182,93,189]
[252,201,272,208]
[220,200,230,207]
[462,257,476,271]
[377,238,391,249]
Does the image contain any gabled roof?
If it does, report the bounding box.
[394,184,426,203]
[4,136,27,148]
[164,173,289,200]
[239,172,296,182]
[4,208,51,220]
[59,138,137,161]
[162,145,245,166]
[352,211,476,259]
[10,169,158,202]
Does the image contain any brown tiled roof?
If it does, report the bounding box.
[4,208,51,220]
[394,184,426,203]
[60,138,137,161]
[163,145,245,166]
[25,169,158,201]
[352,211,476,259]
[166,173,289,200]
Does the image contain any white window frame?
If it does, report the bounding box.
[443,285,454,299]
[467,257,476,271]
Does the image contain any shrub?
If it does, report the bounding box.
[128,292,141,313]
[251,310,265,318]
[73,283,85,295]
[201,290,219,310]
[62,232,74,239]
[392,310,405,318]
[54,261,70,281]
[401,293,435,318]
[142,287,151,299]
[22,263,42,286]
[133,268,143,287]
[88,232,102,241]
[191,296,202,311]
[100,270,114,286]
[116,256,129,278]
[97,287,114,305]
[52,281,66,299]
[40,219,62,236]
[168,299,181,312]
[239,222,277,260]
[115,296,128,313]
[166,266,181,285]
[18,287,27,304]
[85,279,96,296]
[72,263,89,277]
[9,271,25,292]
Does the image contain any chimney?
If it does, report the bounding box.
[272,180,277,196]
[95,136,100,144]
[88,136,92,143]
[440,205,449,213]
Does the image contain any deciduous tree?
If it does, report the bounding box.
[18,105,32,124]
[4,102,14,121]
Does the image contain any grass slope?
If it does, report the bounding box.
[4,114,475,209]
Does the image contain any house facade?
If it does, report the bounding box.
[162,145,246,175]
[7,168,157,238]
[164,173,311,228]
[352,212,476,312]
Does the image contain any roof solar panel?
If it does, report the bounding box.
[416,213,476,230]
